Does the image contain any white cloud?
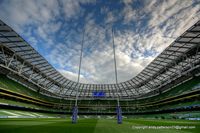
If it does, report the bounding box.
[60,0,80,19]
[34,0,200,84]
[0,0,200,84]
[59,69,89,83]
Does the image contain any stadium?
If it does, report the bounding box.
[0,0,200,133]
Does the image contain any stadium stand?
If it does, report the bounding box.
[0,19,200,120]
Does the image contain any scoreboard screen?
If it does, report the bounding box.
[93,91,105,97]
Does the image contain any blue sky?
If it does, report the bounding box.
[0,0,200,84]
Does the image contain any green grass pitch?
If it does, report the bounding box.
[0,118,199,133]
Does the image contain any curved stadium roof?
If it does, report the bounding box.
[0,19,200,99]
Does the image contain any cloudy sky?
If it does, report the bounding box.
[0,0,200,84]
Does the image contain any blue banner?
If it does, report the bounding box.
[93,91,105,97]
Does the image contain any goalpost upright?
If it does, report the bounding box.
[112,28,122,124]
[72,29,85,124]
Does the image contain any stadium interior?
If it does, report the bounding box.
[0,11,200,133]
